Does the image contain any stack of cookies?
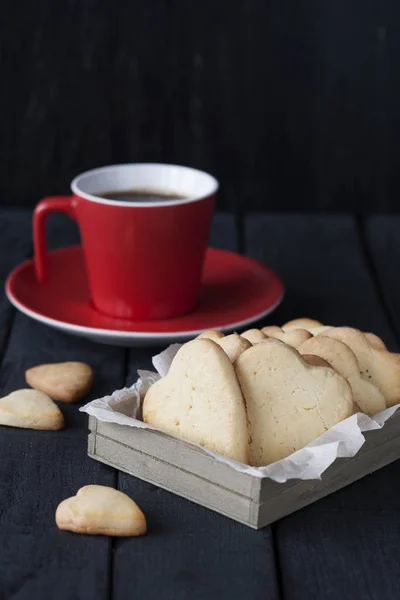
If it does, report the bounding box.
[143,319,399,467]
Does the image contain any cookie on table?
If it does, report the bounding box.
[25,362,93,403]
[56,485,146,536]
[0,389,64,430]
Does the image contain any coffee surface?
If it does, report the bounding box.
[97,188,189,203]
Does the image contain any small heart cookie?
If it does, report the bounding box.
[262,326,312,348]
[197,330,225,341]
[0,389,64,430]
[322,327,400,407]
[241,329,266,344]
[281,318,325,334]
[26,362,93,403]
[235,340,354,466]
[143,339,249,463]
[309,325,332,335]
[298,336,386,416]
[215,334,251,363]
[365,332,387,350]
[55,485,146,536]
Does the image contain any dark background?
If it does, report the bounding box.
[1,0,399,212]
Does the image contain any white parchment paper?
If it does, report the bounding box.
[81,344,400,483]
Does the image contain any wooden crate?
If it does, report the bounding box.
[88,410,400,529]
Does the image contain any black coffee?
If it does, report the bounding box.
[98,188,189,203]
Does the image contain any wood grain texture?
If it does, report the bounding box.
[0,211,122,599]
[112,476,278,600]
[244,213,400,599]
[275,459,400,600]
[363,215,400,343]
[0,435,115,599]
[245,213,397,349]
[1,1,400,211]
[0,211,32,352]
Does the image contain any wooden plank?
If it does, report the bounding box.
[275,457,400,600]
[245,213,400,600]
[3,1,400,213]
[0,435,115,599]
[0,212,124,600]
[0,210,32,351]
[363,215,400,341]
[245,213,397,348]
[112,214,280,600]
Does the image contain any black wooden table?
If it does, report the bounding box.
[1,210,400,600]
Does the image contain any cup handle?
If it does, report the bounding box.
[33,196,77,281]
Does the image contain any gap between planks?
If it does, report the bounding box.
[107,348,131,600]
[355,215,400,348]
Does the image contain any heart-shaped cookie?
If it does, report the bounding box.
[364,332,387,350]
[26,362,93,403]
[197,330,225,341]
[143,338,249,463]
[216,334,251,362]
[235,340,354,466]
[240,329,266,344]
[0,389,64,430]
[298,336,386,416]
[282,317,324,332]
[55,485,146,536]
[321,327,400,407]
[262,326,312,348]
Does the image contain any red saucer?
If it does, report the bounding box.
[6,246,284,346]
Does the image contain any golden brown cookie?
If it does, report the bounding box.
[322,327,400,407]
[235,340,354,466]
[143,339,249,463]
[215,334,252,363]
[197,330,225,341]
[298,335,386,416]
[56,485,146,536]
[26,362,93,403]
[0,389,64,430]
[262,325,312,348]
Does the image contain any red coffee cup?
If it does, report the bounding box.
[33,164,218,320]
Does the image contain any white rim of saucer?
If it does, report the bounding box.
[6,279,284,341]
[71,163,219,208]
